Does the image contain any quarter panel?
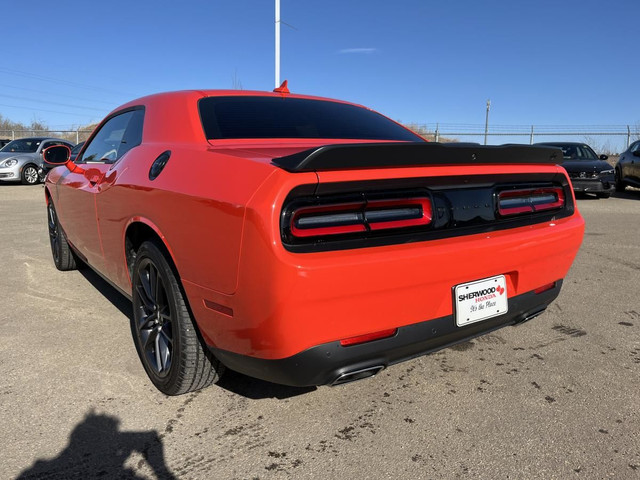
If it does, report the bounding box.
[95,143,279,295]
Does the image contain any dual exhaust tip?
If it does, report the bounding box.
[331,365,385,386]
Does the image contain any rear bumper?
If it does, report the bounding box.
[182,166,584,363]
[211,282,562,386]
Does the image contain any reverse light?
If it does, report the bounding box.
[498,187,564,217]
[340,328,398,346]
[290,197,432,239]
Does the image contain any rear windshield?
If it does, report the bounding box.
[199,96,423,142]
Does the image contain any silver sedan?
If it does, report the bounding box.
[0,137,74,185]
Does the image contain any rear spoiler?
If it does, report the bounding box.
[271,142,563,173]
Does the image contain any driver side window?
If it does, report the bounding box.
[78,109,141,164]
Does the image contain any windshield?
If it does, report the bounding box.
[544,144,598,160]
[199,96,423,142]
[71,142,84,154]
[0,139,42,153]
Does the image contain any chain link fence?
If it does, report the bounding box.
[0,130,94,144]
[2,125,639,153]
[412,124,638,153]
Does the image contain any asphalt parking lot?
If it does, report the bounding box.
[1,183,639,479]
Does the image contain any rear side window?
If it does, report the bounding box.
[79,108,144,164]
[199,96,422,142]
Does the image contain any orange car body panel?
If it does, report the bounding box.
[45,90,585,366]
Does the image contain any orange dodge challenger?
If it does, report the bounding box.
[43,88,584,395]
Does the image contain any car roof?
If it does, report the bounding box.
[536,142,590,147]
[9,137,72,143]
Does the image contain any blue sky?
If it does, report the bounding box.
[1,0,638,146]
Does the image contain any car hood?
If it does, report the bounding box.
[561,160,612,173]
[0,151,35,161]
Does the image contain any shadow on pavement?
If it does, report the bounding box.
[217,368,316,400]
[611,189,640,201]
[77,266,316,400]
[78,266,132,319]
[16,410,176,479]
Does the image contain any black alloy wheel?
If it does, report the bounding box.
[134,257,174,378]
[21,164,40,185]
[131,241,224,395]
[47,202,77,271]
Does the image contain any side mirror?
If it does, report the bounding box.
[43,145,71,165]
[43,145,85,174]
[599,154,608,160]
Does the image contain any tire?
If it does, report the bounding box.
[596,192,610,199]
[47,202,77,271]
[615,168,625,192]
[21,164,40,185]
[130,241,224,395]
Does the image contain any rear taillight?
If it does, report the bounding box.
[290,197,432,239]
[497,187,565,217]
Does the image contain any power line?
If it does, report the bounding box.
[0,102,98,119]
[0,93,106,112]
[0,67,139,97]
[0,83,117,107]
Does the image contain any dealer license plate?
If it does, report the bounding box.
[454,275,508,327]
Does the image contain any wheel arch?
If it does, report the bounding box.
[123,218,180,283]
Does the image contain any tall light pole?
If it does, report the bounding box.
[275,0,280,88]
[484,99,491,145]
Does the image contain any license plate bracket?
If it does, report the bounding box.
[454,275,508,327]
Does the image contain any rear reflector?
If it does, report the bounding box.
[498,187,564,216]
[340,328,397,346]
[534,282,556,294]
[291,197,432,238]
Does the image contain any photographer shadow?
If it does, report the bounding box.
[17,410,176,480]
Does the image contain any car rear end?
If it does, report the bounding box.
[195,143,584,386]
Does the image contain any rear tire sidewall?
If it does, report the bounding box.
[131,242,186,394]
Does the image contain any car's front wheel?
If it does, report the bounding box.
[21,164,40,185]
[615,168,626,192]
[47,202,77,271]
[131,241,224,395]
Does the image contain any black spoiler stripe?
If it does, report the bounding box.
[271,142,563,172]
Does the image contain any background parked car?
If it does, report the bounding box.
[0,137,74,185]
[536,142,614,198]
[615,140,640,192]
[39,141,84,180]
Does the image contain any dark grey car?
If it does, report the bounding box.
[615,140,640,192]
[0,137,74,185]
[536,142,614,198]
